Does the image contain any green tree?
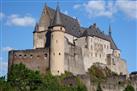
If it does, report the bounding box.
[96,83,103,91]
[8,63,42,91]
[123,85,135,91]
[3,63,87,91]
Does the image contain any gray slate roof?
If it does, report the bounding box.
[39,5,118,50]
[50,4,64,27]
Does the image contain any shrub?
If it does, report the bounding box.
[123,85,135,91]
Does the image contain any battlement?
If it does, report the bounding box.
[8,48,50,74]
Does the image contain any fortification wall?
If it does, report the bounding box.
[107,54,128,75]
[33,31,47,49]
[64,38,85,75]
[8,48,49,74]
[80,75,130,91]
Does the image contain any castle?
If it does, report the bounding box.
[8,4,128,76]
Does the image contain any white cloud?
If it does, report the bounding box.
[6,14,36,26]
[116,0,137,19]
[0,12,5,20]
[73,4,82,9]
[1,46,14,52]
[83,1,116,18]
[74,0,137,19]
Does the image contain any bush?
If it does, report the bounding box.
[123,85,135,91]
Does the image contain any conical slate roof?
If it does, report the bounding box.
[50,4,63,27]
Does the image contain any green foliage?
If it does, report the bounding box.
[0,63,87,91]
[8,63,42,91]
[0,76,16,91]
[88,64,118,83]
[96,83,103,91]
[123,85,135,91]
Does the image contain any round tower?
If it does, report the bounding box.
[49,4,65,75]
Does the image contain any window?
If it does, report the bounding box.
[60,27,62,30]
[19,54,22,58]
[30,54,33,58]
[95,53,97,57]
[14,54,17,57]
[85,45,87,48]
[53,53,55,56]
[112,58,115,65]
[59,52,61,55]
[44,53,47,57]
[37,55,40,57]
[24,54,27,58]
[56,40,58,43]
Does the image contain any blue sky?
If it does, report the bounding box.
[0,0,137,76]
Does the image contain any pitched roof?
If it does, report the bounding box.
[81,24,118,50]
[45,6,82,37]
[39,5,118,50]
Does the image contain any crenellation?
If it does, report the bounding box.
[9,48,50,74]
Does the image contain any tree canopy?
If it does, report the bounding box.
[0,63,87,91]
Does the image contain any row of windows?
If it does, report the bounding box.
[14,53,48,58]
[94,53,105,58]
[85,44,109,50]
[53,52,61,56]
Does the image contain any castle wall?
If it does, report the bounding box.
[107,54,128,75]
[64,33,77,44]
[75,36,113,71]
[33,31,47,49]
[64,37,85,75]
[39,7,51,31]
[8,48,49,74]
[80,75,129,91]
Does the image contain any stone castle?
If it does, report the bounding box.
[8,4,128,76]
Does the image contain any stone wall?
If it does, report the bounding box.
[79,74,132,91]
[107,54,128,75]
[64,37,85,75]
[75,36,114,72]
[33,31,47,49]
[8,48,49,74]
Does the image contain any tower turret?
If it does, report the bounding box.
[49,3,65,75]
[109,24,112,36]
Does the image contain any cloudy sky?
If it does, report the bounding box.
[0,0,137,77]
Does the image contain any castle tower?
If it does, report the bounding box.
[49,4,65,75]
